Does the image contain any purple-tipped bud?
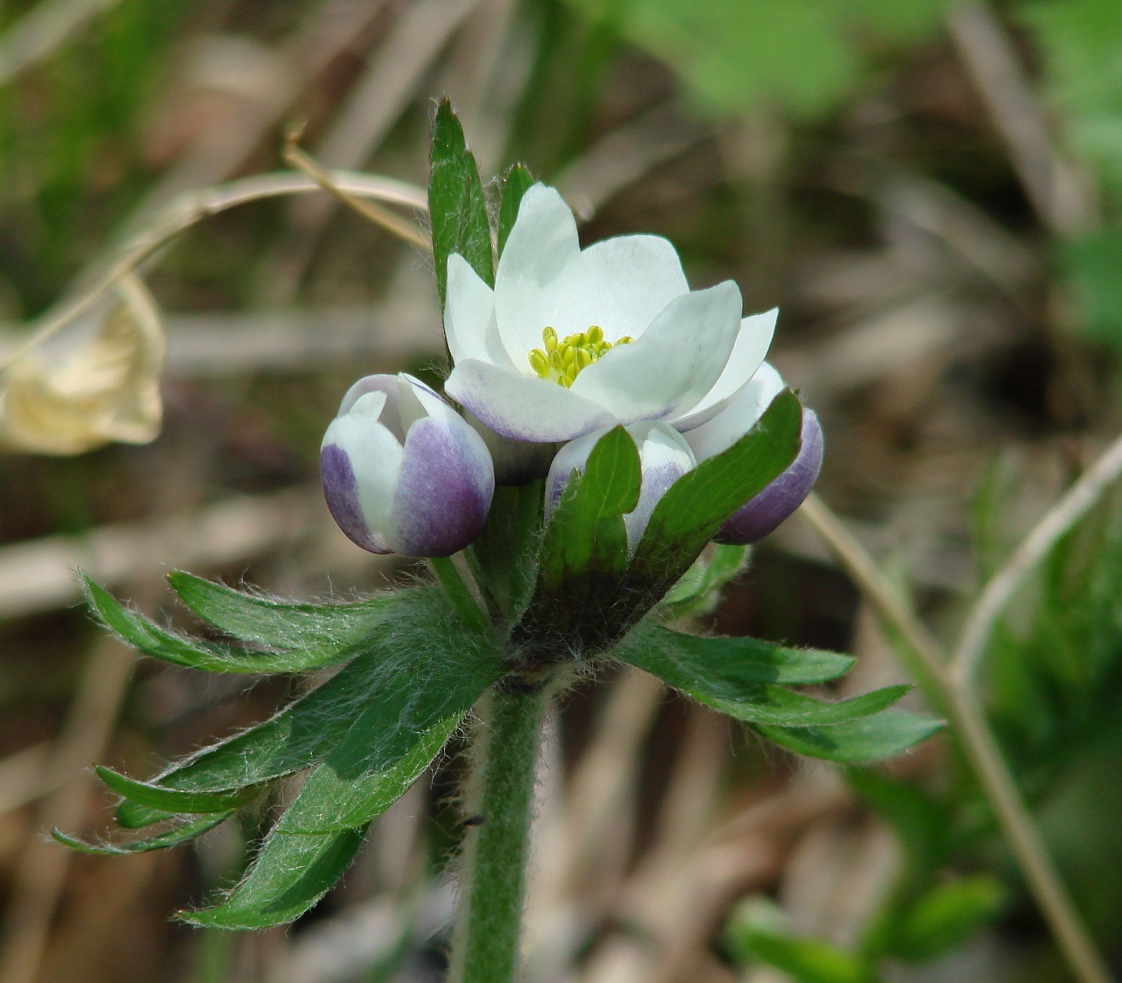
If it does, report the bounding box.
[547,421,696,553]
[683,362,822,544]
[715,409,823,544]
[320,373,495,557]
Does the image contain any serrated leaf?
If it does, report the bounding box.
[757,708,943,764]
[167,571,399,654]
[498,163,534,255]
[178,825,370,930]
[96,766,261,815]
[616,620,854,687]
[53,813,231,855]
[83,576,358,674]
[430,98,493,306]
[629,391,801,597]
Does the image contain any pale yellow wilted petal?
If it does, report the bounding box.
[0,275,165,455]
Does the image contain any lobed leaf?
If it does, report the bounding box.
[167,571,400,654]
[83,575,360,674]
[429,98,493,306]
[757,709,944,764]
[616,620,855,687]
[96,766,261,815]
[52,813,232,855]
[178,825,370,930]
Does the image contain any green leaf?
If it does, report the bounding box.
[697,684,912,728]
[274,609,505,833]
[615,620,855,687]
[757,709,944,764]
[429,98,493,306]
[629,391,801,597]
[725,897,882,983]
[659,543,749,619]
[498,163,534,255]
[538,426,641,592]
[890,876,1006,961]
[178,825,370,930]
[117,587,484,828]
[52,813,232,855]
[167,571,399,654]
[96,766,261,815]
[83,576,360,674]
[277,715,462,834]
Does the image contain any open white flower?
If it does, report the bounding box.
[443,183,776,444]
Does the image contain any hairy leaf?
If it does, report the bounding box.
[52,813,232,855]
[167,570,401,654]
[616,620,854,687]
[84,576,361,674]
[757,709,943,764]
[178,825,370,930]
[430,98,493,306]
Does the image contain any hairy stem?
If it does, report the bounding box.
[450,683,549,983]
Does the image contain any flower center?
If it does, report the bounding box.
[527,326,633,388]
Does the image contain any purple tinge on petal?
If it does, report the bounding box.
[321,443,392,554]
[716,410,824,545]
[390,417,495,557]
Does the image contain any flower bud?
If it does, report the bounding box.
[547,421,696,552]
[320,373,495,557]
[683,363,823,544]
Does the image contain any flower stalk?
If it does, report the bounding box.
[450,681,550,983]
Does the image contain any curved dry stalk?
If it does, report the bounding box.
[797,493,1116,983]
[0,170,429,375]
[951,431,1122,686]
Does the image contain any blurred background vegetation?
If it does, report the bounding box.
[1,0,1121,981]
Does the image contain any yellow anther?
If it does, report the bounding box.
[527,325,633,387]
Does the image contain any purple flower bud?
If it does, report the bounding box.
[715,409,823,544]
[683,362,823,544]
[547,422,696,552]
[320,373,495,557]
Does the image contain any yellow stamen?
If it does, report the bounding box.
[527,325,633,388]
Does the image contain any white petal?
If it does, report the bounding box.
[444,254,511,368]
[494,184,586,359]
[446,358,615,442]
[322,399,403,541]
[578,234,689,340]
[672,308,778,432]
[623,423,695,552]
[570,281,742,424]
[682,362,787,462]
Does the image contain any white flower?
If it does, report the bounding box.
[443,183,776,444]
[546,422,696,553]
[321,373,494,557]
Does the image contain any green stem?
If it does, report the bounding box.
[450,682,549,983]
[428,555,491,635]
